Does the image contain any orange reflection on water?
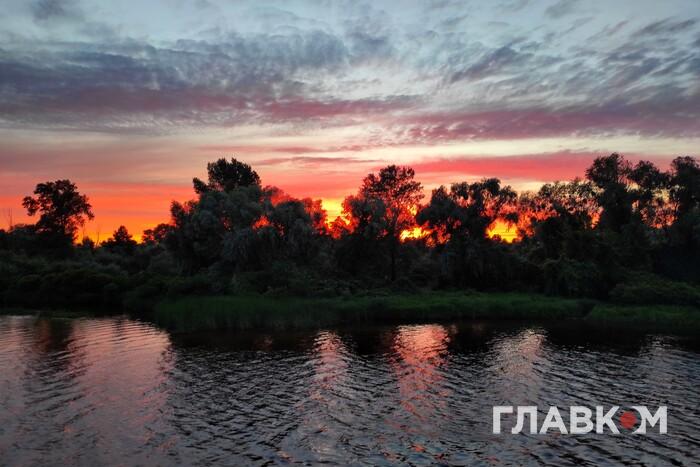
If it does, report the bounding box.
[489,329,546,404]
[310,331,350,393]
[388,325,451,424]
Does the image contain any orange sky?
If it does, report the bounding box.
[1,1,699,243]
[0,152,674,243]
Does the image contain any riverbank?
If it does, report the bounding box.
[153,292,700,332]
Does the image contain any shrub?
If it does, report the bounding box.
[543,258,605,298]
[610,273,700,307]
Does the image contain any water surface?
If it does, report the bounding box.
[1,315,698,465]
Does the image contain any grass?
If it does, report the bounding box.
[7,292,697,333]
[153,292,597,332]
[586,303,700,330]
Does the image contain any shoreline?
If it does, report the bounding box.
[4,292,698,333]
[152,292,700,333]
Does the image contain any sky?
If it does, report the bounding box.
[1,0,699,240]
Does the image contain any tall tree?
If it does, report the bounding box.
[345,165,423,281]
[520,179,598,260]
[628,160,669,227]
[417,178,517,242]
[193,158,261,194]
[22,179,94,243]
[585,153,633,232]
[667,156,700,251]
[668,156,700,220]
[416,178,518,288]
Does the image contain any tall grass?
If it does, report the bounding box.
[586,304,700,329]
[153,292,595,331]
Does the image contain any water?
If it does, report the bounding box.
[0,315,699,466]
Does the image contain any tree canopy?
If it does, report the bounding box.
[22,179,94,246]
[193,158,261,194]
[4,153,700,311]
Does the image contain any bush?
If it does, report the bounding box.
[543,258,605,298]
[166,274,213,297]
[123,276,169,312]
[610,273,700,307]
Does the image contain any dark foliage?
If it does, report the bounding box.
[2,153,700,312]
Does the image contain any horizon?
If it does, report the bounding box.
[1,0,699,240]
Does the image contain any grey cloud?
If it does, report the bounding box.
[0,26,406,132]
[395,88,700,143]
[634,18,698,37]
[2,0,700,142]
[586,21,628,42]
[449,46,527,82]
[31,0,78,21]
[499,0,531,12]
[544,0,580,19]
[447,44,562,83]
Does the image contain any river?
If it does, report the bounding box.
[1,315,698,465]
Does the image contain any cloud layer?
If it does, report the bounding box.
[1,0,698,235]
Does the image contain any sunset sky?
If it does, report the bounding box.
[1,0,699,240]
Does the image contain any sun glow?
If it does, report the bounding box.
[487,219,519,243]
[400,226,428,241]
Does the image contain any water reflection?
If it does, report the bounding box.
[488,328,547,405]
[1,316,699,466]
[0,316,173,466]
[387,325,451,431]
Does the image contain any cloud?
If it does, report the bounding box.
[449,46,532,82]
[0,32,415,132]
[410,151,677,185]
[196,144,378,154]
[31,0,78,21]
[396,90,700,142]
[0,0,698,143]
[256,156,382,168]
[544,0,580,19]
[633,18,698,38]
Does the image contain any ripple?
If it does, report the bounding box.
[1,317,699,465]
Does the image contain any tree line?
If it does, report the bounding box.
[1,153,699,311]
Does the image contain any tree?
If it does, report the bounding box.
[585,153,633,232]
[22,180,94,244]
[416,178,518,287]
[628,160,669,227]
[668,156,700,220]
[193,158,261,194]
[142,223,172,245]
[102,225,137,254]
[520,180,598,260]
[666,156,700,251]
[417,178,517,242]
[345,165,423,281]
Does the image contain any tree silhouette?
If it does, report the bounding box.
[628,160,669,227]
[102,225,137,254]
[193,158,261,194]
[346,165,423,281]
[142,223,172,245]
[667,156,700,251]
[668,156,700,219]
[520,180,599,260]
[416,178,518,287]
[418,178,517,242]
[585,153,633,232]
[7,153,700,311]
[22,179,94,244]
